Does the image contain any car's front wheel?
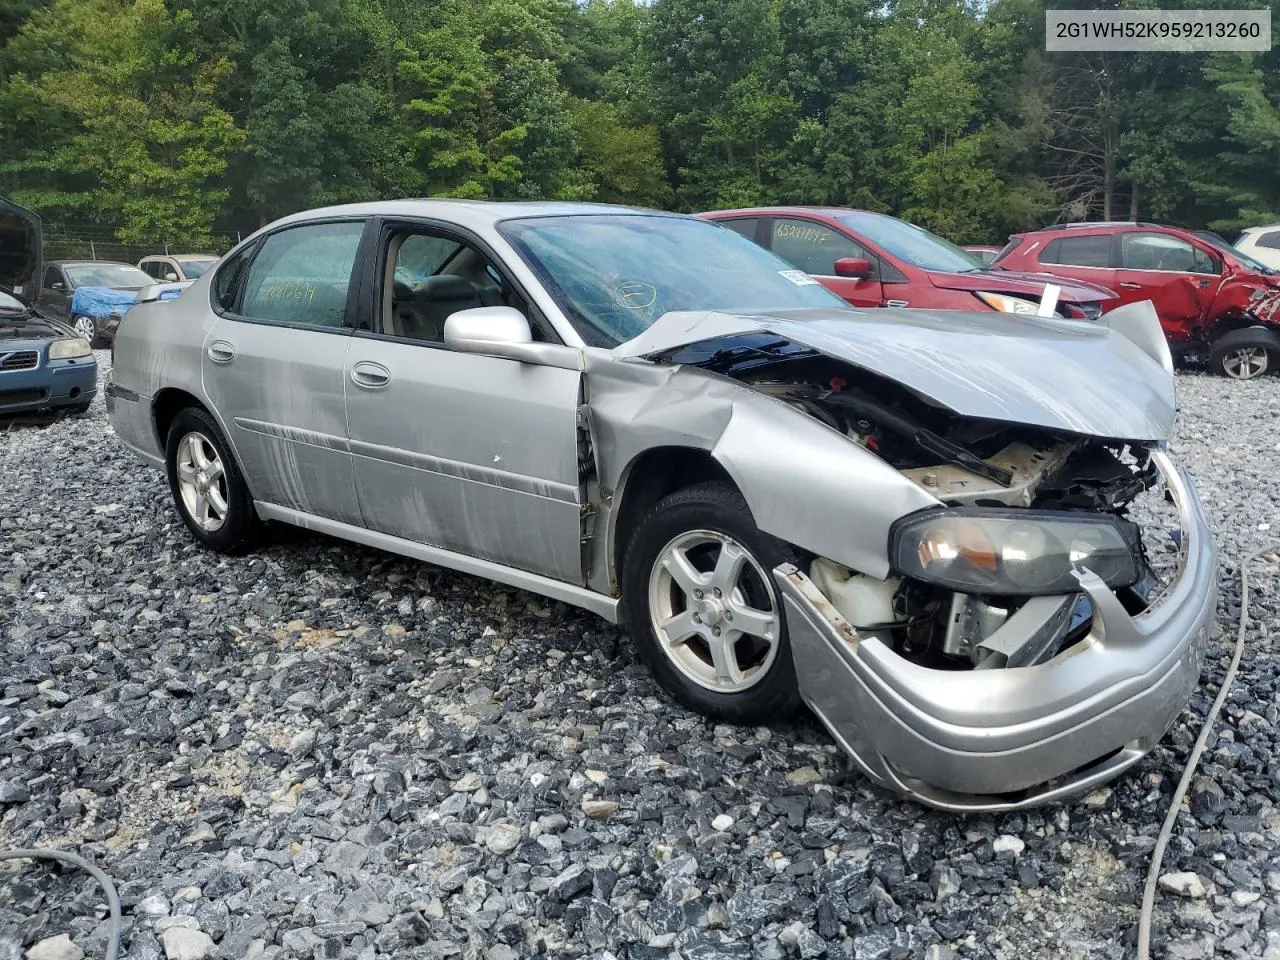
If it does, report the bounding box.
[73,316,98,347]
[1209,328,1277,380]
[165,406,260,553]
[622,481,805,724]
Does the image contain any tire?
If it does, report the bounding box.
[164,406,260,553]
[622,481,806,724]
[73,316,100,348]
[1209,328,1278,380]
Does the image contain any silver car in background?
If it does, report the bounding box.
[106,201,1216,811]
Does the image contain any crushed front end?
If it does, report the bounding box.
[722,347,1214,810]
[771,397,1216,809]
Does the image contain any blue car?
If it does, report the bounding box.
[0,288,98,416]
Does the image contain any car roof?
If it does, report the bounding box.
[267,199,681,234]
[142,253,217,262]
[1240,224,1280,233]
[702,206,884,219]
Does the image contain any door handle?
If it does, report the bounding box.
[351,361,391,389]
[207,340,235,363]
[1117,282,1143,290]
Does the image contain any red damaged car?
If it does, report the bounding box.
[996,222,1280,379]
[699,207,1117,320]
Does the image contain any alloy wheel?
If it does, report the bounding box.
[647,529,782,693]
[74,316,95,342]
[1222,346,1270,380]
[175,431,229,532]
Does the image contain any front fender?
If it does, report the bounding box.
[710,393,939,577]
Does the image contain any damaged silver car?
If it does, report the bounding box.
[106,202,1217,811]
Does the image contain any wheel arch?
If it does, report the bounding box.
[609,445,738,594]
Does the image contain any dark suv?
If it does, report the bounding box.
[996,222,1280,379]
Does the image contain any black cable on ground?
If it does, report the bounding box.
[0,848,121,960]
[1137,541,1280,960]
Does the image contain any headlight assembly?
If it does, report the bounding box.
[48,337,93,360]
[890,507,1141,595]
[974,291,1041,315]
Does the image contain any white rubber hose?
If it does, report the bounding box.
[1137,542,1280,959]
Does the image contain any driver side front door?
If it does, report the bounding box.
[344,219,587,584]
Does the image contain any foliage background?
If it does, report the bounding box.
[2,0,1279,248]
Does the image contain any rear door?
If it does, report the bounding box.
[201,219,366,525]
[343,218,586,583]
[1115,232,1220,344]
[766,217,884,307]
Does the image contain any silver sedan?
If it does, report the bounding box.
[106,201,1217,811]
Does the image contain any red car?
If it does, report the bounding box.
[996,222,1280,379]
[698,207,1116,320]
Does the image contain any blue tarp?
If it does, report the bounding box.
[71,286,138,320]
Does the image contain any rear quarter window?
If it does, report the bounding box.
[1256,231,1280,251]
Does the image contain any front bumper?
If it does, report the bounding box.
[780,451,1217,812]
[0,355,98,414]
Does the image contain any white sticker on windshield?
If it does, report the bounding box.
[779,270,820,286]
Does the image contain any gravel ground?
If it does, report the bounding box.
[1,355,1278,960]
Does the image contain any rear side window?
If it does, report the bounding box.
[237,222,365,327]
[1041,234,1113,268]
[717,218,760,241]
[1256,231,1280,251]
[215,246,255,311]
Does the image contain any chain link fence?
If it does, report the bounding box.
[39,223,247,265]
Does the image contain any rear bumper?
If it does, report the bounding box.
[781,451,1217,811]
[0,357,98,413]
[105,378,164,467]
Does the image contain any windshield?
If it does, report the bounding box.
[65,263,152,288]
[840,212,987,273]
[180,259,216,279]
[500,214,846,347]
[1195,231,1272,274]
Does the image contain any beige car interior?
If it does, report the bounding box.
[382,232,522,342]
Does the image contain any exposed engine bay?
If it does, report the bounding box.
[679,335,1167,672]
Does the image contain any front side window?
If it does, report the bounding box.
[500,214,846,347]
[1120,233,1218,274]
[1041,234,1113,268]
[770,218,872,277]
[43,266,61,289]
[237,221,365,327]
[382,229,520,342]
[717,218,759,241]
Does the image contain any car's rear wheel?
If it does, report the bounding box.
[165,406,260,553]
[73,316,98,347]
[622,481,805,724]
[1209,328,1277,380]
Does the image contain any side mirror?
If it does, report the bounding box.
[50,281,65,291]
[444,306,533,347]
[164,272,179,282]
[834,257,872,279]
[443,306,581,370]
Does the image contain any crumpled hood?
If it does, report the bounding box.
[614,302,1176,441]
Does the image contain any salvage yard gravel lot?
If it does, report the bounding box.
[2,354,1278,960]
